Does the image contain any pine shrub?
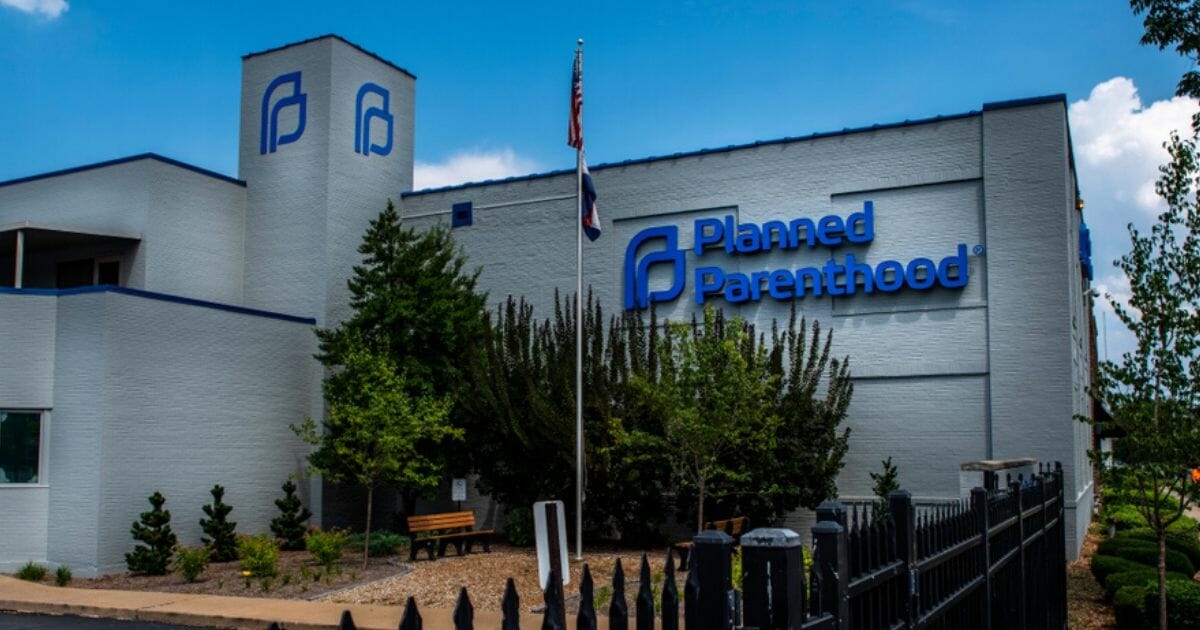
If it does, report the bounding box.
[270,479,312,551]
[869,457,900,519]
[16,561,46,582]
[200,484,238,562]
[237,534,279,578]
[125,491,178,575]
[54,565,71,586]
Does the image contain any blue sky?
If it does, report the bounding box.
[1,0,1195,359]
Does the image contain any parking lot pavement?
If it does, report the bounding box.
[0,612,217,629]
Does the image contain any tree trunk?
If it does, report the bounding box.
[697,477,706,533]
[364,485,374,571]
[1159,532,1168,630]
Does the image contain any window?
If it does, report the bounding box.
[0,411,41,483]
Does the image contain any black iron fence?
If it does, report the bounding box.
[272,463,1066,630]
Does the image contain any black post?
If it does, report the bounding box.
[741,527,804,630]
[692,530,735,630]
[453,587,474,630]
[815,500,847,528]
[637,554,655,630]
[662,549,680,630]
[812,519,849,627]
[400,596,423,630]
[887,491,917,626]
[543,565,566,630]
[970,487,992,630]
[1010,479,1026,630]
[578,564,598,630]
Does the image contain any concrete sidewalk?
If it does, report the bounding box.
[0,576,540,629]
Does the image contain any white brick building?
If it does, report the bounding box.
[0,35,1096,575]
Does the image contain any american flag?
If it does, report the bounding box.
[568,53,583,150]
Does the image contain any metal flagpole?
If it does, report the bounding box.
[574,39,585,562]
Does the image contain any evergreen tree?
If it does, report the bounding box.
[125,491,177,575]
[317,200,487,398]
[869,457,901,519]
[199,484,237,562]
[270,479,313,551]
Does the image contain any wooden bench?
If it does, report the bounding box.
[406,511,495,561]
[673,516,749,569]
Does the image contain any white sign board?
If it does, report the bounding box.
[533,500,570,590]
[452,478,467,502]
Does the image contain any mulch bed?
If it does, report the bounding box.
[32,544,677,613]
[1067,528,1117,630]
[66,550,407,600]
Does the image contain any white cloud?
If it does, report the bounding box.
[1069,77,1195,215]
[1070,77,1197,362]
[0,0,68,19]
[413,148,540,190]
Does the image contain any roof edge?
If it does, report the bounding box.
[402,109,982,198]
[0,285,316,325]
[403,93,1072,199]
[242,34,416,80]
[0,153,247,189]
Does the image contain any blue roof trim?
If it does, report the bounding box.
[402,93,1072,199]
[0,153,246,189]
[243,34,416,80]
[981,94,1067,111]
[0,285,316,325]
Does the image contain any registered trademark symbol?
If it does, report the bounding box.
[973,245,985,256]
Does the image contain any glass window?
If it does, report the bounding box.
[0,411,41,483]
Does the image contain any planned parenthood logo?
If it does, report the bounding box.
[259,72,307,155]
[355,83,393,157]
[623,203,971,311]
[623,226,686,310]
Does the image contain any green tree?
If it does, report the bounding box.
[1132,1,1200,115]
[270,479,312,551]
[199,484,237,562]
[317,201,487,398]
[294,338,460,569]
[1093,130,1200,630]
[125,491,177,575]
[638,308,780,531]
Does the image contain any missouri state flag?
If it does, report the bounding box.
[581,158,601,241]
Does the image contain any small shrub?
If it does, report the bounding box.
[1114,584,1148,629]
[200,485,238,562]
[270,480,313,551]
[1103,569,1190,599]
[1105,504,1198,535]
[173,546,211,583]
[1091,554,1147,585]
[731,548,743,591]
[16,561,46,582]
[306,528,348,570]
[504,508,535,547]
[1114,527,1200,567]
[125,492,177,575]
[237,533,279,578]
[1143,579,1200,630]
[1094,539,1195,576]
[54,565,71,586]
[344,530,409,557]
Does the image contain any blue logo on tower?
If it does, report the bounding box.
[260,72,307,155]
[355,83,393,157]
[624,226,686,310]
